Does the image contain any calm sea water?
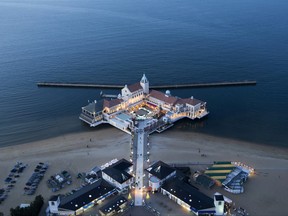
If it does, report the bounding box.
[0,0,287,147]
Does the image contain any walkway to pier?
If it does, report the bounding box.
[37,80,257,89]
[134,121,147,206]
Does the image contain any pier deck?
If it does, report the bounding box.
[37,80,256,89]
[134,121,147,206]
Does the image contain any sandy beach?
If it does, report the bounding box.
[0,128,287,216]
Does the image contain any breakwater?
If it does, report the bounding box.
[37,80,257,89]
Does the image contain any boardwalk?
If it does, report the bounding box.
[134,121,147,206]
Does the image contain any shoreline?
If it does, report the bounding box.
[0,129,287,215]
[1,129,287,163]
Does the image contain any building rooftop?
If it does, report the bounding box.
[103,98,123,108]
[177,98,203,106]
[99,195,127,215]
[162,177,215,212]
[82,100,104,113]
[146,161,175,180]
[149,90,179,105]
[59,179,115,211]
[102,159,133,184]
[103,168,133,184]
[215,194,224,201]
[49,195,59,202]
[195,174,215,188]
[112,159,133,171]
[127,82,142,93]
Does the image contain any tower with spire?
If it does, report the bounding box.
[140,74,149,94]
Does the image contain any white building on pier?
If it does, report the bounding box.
[80,74,209,134]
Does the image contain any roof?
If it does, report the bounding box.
[116,113,131,121]
[99,196,127,214]
[149,90,178,105]
[146,161,176,180]
[127,82,142,92]
[102,159,133,184]
[140,74,148,84]
[103,98,123,108]
[112,159,133,171]
[162,177,215,211]
[195,174,215,188]
[103,168,132,184]
[215,195,224,201]
[177,98,203,106]
[59,179,115,211]
[49,195,59,202]
[82,100,104,113]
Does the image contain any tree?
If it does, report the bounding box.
[10,195,44,216]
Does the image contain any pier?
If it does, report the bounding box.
[37,80,256,89]
[133,121,149,206]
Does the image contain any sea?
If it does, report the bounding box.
[0,0,287,148]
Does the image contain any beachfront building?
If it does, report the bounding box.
[98,196,128,216]
[80,74,208,134]
[101,159,134,191]
[146,161,176,191]
[46,179,116,216]
[214,194,225,216]
[161,177,225,216]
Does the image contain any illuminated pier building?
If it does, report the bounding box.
[80,74,208,134]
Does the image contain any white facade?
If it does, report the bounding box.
[161,187,218,216]
[121,85,146,104]
[140,74,149,94]
[108,118,131,133]
[148,96,166,108]
[149,176,160,191]
[148,170,176,191]
[102,172,133,191]
[80,74,209,134]
[121,85,132,101]
[214,197,225,216]
[46,197,74,216]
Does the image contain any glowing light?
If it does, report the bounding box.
[146,193,150,199]
[128,193,132,199]
[181,204,190,211]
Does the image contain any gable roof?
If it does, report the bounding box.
[127,82,142,92]
[59,179,115,211]
[102,159,133,184]
[149,90,179,105]
[103,99,123,108]
[82,100,104,113]
[177,98,203,106]
[146,161,176,180]
[162,177,215,212]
